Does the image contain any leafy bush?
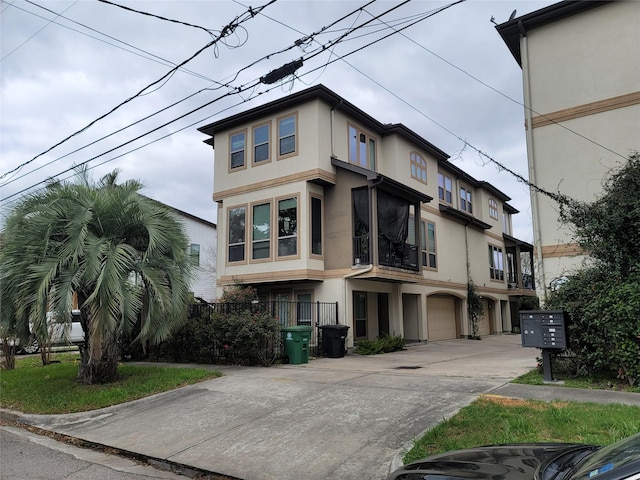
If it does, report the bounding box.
[210,308,281,366]
[355,334,405,355]
[547,268,640,386]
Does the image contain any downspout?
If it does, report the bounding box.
[520,20,546,302]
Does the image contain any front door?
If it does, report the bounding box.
[378,293,389,337]
[353,291,367,340]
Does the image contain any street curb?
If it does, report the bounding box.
[1,413,242,480]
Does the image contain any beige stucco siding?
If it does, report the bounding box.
[526,2,639,114]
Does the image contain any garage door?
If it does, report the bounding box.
[427,296,457,340]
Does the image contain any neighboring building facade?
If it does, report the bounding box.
[198,85,535,348]
[166,204,218,301]
[497,1,640,299]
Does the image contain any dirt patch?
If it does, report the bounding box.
[481,394,570,409]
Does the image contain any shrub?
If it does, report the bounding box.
[210,308,281,366]
[355,334,405,355]
[547,268,640,387]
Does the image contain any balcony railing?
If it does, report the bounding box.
[378,237,419,271]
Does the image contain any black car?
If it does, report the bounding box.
[388,432,640,480]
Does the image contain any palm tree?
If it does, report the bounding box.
[0,168,194,384]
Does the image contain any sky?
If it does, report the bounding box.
[1,0,558,242]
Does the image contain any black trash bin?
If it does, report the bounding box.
[320,324,350,358]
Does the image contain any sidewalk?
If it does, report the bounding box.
[2,335,638,480]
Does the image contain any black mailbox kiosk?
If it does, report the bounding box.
[520,310,567,381]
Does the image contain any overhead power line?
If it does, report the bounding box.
[2,0,448,203]
[0,0,277,182]
[1,0,78,61]
[2,0,382,188]
[98,0,218,35]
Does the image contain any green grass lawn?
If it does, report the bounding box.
[0,353,221,414]
[513,368,640,392]
[405,395,640,463]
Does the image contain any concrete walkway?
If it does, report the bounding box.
[3,335,639,480]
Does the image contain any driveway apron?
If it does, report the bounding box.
[18,335,538,480]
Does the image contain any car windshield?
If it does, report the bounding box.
[570,433,640,480]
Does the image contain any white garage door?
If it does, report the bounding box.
[427,296,457,340]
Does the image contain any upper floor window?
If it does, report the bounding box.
[278,114,297,158]
[310,195,323,257]
[503,212,512,235]
[489,199,499,220]
[187,244,200,266]
[228,206,246,262]
[252,202,271,260]
[410,152,427,184]
[278,197,298,257]
[438,173,453,204]
[229,131,246,170]
[460,186,473,214]
[423,221,437,269]
[253,123,270,164]
[348,125,376,170]
[489,244,504,281]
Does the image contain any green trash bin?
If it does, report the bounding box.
[282,325,313,364]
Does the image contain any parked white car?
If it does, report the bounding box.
[19,309,85,354]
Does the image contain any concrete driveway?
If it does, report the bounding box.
[16,334,538,480]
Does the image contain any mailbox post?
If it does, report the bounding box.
[520,310,567,382]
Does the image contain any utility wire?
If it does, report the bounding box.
[367,8,627,162]
[0,0,277,181]
[2,0,382,188]
[98,0,218,36]
[10,0,226,84]
[0,0,78,61]
[2,0,439,203]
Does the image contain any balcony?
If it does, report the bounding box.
[352,235,419,272]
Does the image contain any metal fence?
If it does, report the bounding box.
[188,300,339,358]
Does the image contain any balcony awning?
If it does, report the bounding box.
[438,204,491,230]
[331,157,432,204]
[503,233,534,251]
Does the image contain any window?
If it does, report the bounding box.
[252,202,271,260]
[278,197,297,257]
[296,292,312,326]
[422,221,437,269]
[348,125,376,170]
[228,206,246,262]
[278,114,297,157]
[229,131,246,169]
[253,123,270,164]
[438,173,453,204]
[310,195,322,256]
[489,199,498,220]
[187,244,200,266]
[503,212,512,235]
[460,186,473,214]
[410,152,427,184]
[489,244,504,281]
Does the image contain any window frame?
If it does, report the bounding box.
[489,198,499,220]
[250,200,272,263]
[410,151,428,185]
[295,291,314,326]
[276,194,300,259]
[488,243,505,282]
[227,204,247,264]
[348,123,377,170]
[187,243,200,266]
[460,185,473,214]
[309,193,324,259]
[252,121,272,166]
[228,129,248,172]
[422,220,437,270]
[277,112,298,159]
[438,173,453,204]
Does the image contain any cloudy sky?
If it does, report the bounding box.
[1,0,557,241]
